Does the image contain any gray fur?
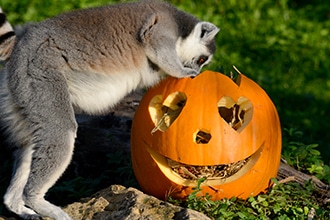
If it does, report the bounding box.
[0,1,219,219]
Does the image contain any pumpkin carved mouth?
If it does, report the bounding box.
[167,156,251,180]
[146,143,263,187]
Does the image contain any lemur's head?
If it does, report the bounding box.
[176,22,219,73]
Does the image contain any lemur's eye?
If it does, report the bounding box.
[197,56,208,65]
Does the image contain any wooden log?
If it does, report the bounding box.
[277,161,330,205]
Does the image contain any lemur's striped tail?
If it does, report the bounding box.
[0,7,15,61]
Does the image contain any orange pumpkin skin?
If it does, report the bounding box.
[131,70,281,200]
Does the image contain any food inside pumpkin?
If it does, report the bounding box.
[167,156,251,180]
[146,143,263,186]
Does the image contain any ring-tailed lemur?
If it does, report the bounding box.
[0,1,219,219]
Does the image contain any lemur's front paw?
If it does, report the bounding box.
[182,67,199,78]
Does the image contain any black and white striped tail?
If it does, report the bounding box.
[0,7,15,61]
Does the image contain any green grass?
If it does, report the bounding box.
[169,178,330,219]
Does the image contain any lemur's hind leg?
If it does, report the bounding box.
[3,145,40,219]
[23,129,76,220]
[4,69,77,220]
[4,131,75,220]
[4,113,76,220]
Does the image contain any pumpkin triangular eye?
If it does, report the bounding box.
[149,92,187,133]
[218,96,253,132]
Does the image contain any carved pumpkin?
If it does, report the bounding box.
[131,70,281,200]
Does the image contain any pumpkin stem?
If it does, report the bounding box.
[232,66,243,85]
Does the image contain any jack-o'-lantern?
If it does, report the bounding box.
[131,69,281,200]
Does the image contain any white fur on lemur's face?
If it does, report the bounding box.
[176,22,219,74]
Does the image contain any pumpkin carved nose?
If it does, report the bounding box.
[194,130,211,144]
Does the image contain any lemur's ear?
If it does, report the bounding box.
[193,21,220,43]
[138,13,159,44]
[0,7,15,61]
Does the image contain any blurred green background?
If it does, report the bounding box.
[0,0,329,163]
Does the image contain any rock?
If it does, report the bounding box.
[60,197,109,220]
[1,185,211,220]
[48,185,211,220]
